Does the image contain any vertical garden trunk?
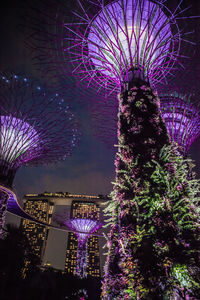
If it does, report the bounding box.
[0,190,8,238]
[102,80,200,299]
[77,240,88,278]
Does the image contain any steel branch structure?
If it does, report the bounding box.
[67,218,102,278]
[0,73,80,236]
[26,0,196,96]
[160,93,200,154]
[63,0,194,94]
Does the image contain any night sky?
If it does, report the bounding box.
[0,0,116,202]
[1,0,200,217]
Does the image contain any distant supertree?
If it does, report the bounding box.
[67,218,102,278]
[0,73,79,237]
[28,0,200,298]
[160,93,200,155]
[90,92,200,155]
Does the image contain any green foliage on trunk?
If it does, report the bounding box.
[102,85,200,299]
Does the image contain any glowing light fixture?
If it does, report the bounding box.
[68,218,101,278]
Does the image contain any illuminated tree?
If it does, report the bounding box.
[0,73,79,237]
[67,218,102,278]
[160,93,200,155]
[28,0,200,298]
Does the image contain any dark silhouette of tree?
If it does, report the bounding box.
[0,224,40,300]
[0,224,101,299]
[22,269,101,300]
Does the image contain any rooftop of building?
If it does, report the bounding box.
[23,192,109,205]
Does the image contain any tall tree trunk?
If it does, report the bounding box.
[0,190,8,238]
[101,82,200,299]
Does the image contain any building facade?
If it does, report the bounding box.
[20,197,54,276]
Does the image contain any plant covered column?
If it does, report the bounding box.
[102,79,200,299]
[0,190,8,238]
[76,241,88,278]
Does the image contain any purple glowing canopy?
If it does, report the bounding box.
[68,218,101,243]
[160,93,200,154]
[0,73,79,187]
[87,0,171,80]
[65,217,101,278]
[64,0,186,94]
[1,116,39,163]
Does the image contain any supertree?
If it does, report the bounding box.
[90,91,200,155]
[61,0,200,298]
[28,0,200,298]
[160,93,200,155]
[0,73,80,237]
[67,218,102,278]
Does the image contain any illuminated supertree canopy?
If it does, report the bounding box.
[69,218,101,243]
[90,92,200,155]
[0,73,80,236]
[63,0,193,94]
[160,93,200,154]
[67,218,102,278]
[26,0,196,96]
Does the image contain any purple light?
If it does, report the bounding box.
[0,185,52,228]
[0,72,80,236]
[70,218,101,243]
[87,0,171,82]
[0,73,80,187]
[64,0,182,93]
[160,94,200,154]
[0,185,86,239]
[67,218,101,278]
[1,116,39,163]
[0,185,49,238]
